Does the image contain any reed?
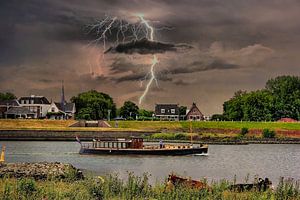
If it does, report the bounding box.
[0,173,299,200]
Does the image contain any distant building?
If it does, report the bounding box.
[5,107,35,119]
[46,82,76,119]
[155,104,179,121]
[0,99,20,118]
[19,95,51,118]
[47,102,75,120]
[186,102,204,121]
[277,118,298,122]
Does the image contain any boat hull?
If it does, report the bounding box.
[79,146,208,156]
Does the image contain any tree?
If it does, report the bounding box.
[265,76,300,120]
[241,90,273,121]
[223,90,247,121]
[71,90,116,120]
[179,106,187,116]
[120,101,139,119]
[138,109,153,117]
[0,92,16,101]
[222,75,300,121]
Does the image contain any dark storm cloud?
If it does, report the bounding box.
[105,38,193,54]
[168,59,239,75]
[1,0,300,114]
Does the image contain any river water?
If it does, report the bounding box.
[1,141,299,185]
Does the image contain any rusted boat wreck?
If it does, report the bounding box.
[79,137,208,156]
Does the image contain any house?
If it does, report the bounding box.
[186,103,204,121]
[46,102,76,120]
[46,82,76,120]
[19,95,51,118]
[0,99,20,118]
[155,104,179,121]
[5,107,36,119]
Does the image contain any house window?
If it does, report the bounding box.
[161,109,165,113]
[51,107,55,112]
[171,109,175,114]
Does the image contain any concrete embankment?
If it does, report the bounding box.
[0,130,155,141]
[0,162,83,180]
[147,138,300,144]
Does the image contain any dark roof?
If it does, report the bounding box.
[186,102,204,117]
[5,107,35,115]
[55,102,75,112]
[0,99,20,107]
[19,96,50,104]
[155,104,179,115]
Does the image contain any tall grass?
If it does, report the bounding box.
[0,174,299,200]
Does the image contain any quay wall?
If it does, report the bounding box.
[0,130,155,141]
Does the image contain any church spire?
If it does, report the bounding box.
[61,80,66,112]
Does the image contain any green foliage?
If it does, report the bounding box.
[119,101,139,119]
[179,106,187,116]
[71,90,116,120]
[17,179,37,196]
[138,109,153,118]
[223,75,300,121]
[211,114,228,121]
[275,178,300,200]
[0,175,300,200]
[262,129,276,138]
[0,92,16,101]
[240,127,249,136]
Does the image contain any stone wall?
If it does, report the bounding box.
[0,162,83,180]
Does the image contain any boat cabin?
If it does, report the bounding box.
[91,138,144,149]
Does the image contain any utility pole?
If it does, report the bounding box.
[108,109,111,121]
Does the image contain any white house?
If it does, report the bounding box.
[19,95,51,118]
[47,102,76,120]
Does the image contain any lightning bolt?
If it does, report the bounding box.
[135,14,159,105]
[139,55,158,104]
[87,14,164,105]
[136,13,154,41]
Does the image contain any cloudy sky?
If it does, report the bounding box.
[1,0,300,114]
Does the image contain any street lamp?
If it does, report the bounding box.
[108,110,111,121]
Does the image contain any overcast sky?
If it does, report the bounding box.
[1,0,300,114]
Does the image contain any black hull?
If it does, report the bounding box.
[79,147,208,156]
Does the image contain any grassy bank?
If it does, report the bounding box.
[0,173,299,200]
[111,121,300,131]
[0,120,139,132]
[1,119,300,131]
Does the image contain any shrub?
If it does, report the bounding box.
[262,129,276,138]
[17,179,37,196]
[174,133,188,140]
[240,127,249,136]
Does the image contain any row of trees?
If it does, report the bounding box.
[220,76,300,121]
[0,92,16,101]
[71,90,155,120]
[71,90,190,120]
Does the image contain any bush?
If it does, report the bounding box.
[17,179,37,196]
[262,129,276,138]
[240,127,249,136]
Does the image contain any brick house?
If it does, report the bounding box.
[186,102,204,121]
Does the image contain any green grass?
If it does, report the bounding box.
[0,119,139,132]
[1,119,300,133]
[0,174,299,200]
[109,121,300,131]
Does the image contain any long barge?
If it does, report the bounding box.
[79,137,208,156]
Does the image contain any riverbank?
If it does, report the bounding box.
[1,119,300,144]
[1,129,300,144]
[0,171,299,200]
